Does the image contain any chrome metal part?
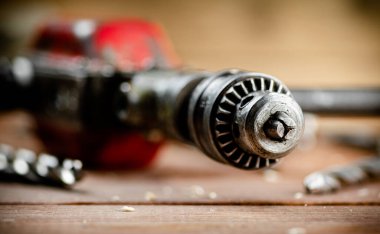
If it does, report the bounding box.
[304,156,380,194]
[1,56,305,171]
[189,71,304,169]
[0,144,83,188]
[292,88,380,115]
[119,69,304,170]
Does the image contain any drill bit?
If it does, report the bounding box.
[0,144,83,188]
[304,156,380,194]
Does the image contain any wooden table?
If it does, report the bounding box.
[0,112,379,234]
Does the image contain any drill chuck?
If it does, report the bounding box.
[188,70,304,169]
[119,69,304,170]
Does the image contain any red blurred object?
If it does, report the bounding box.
[30,19,181,169]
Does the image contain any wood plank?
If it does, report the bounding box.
[1,205,379,234]
[1,112,380,205]
[1,140,379,205]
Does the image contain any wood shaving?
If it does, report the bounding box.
[120,206,135,212]
[263,169,279,183]
[111,195,120,201]
[144,191,157,201]
[288,227,306,234]
[208,192,218,199]
[190,185,205,196]
[293,192,303,199]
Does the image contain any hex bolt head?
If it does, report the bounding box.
[265,119,286,140]
[264,112,297,141]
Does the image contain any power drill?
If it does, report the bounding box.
[0,19,304,171]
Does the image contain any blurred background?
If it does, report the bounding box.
[1,0,380,88]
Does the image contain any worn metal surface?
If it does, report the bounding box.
[0,144,83,187]
[304,156,380,194]
[292,89,380,115]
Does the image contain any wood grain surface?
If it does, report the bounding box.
[1,112,380,233]
[0,140,380,205]
[1,205,380,234]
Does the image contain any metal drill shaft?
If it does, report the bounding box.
[304,156,380,194]
[292,88,380,115]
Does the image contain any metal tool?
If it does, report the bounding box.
[0,143,83,187]
[0,19,306,170]
[123,69,304,169]
[292,88,380,115]
[296,88,380,194]
[304,133,380,194]
[0,56,304,170]
[304,156,380,194]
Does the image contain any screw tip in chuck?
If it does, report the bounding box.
[265,119,286,140]
[235,92,304,160]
